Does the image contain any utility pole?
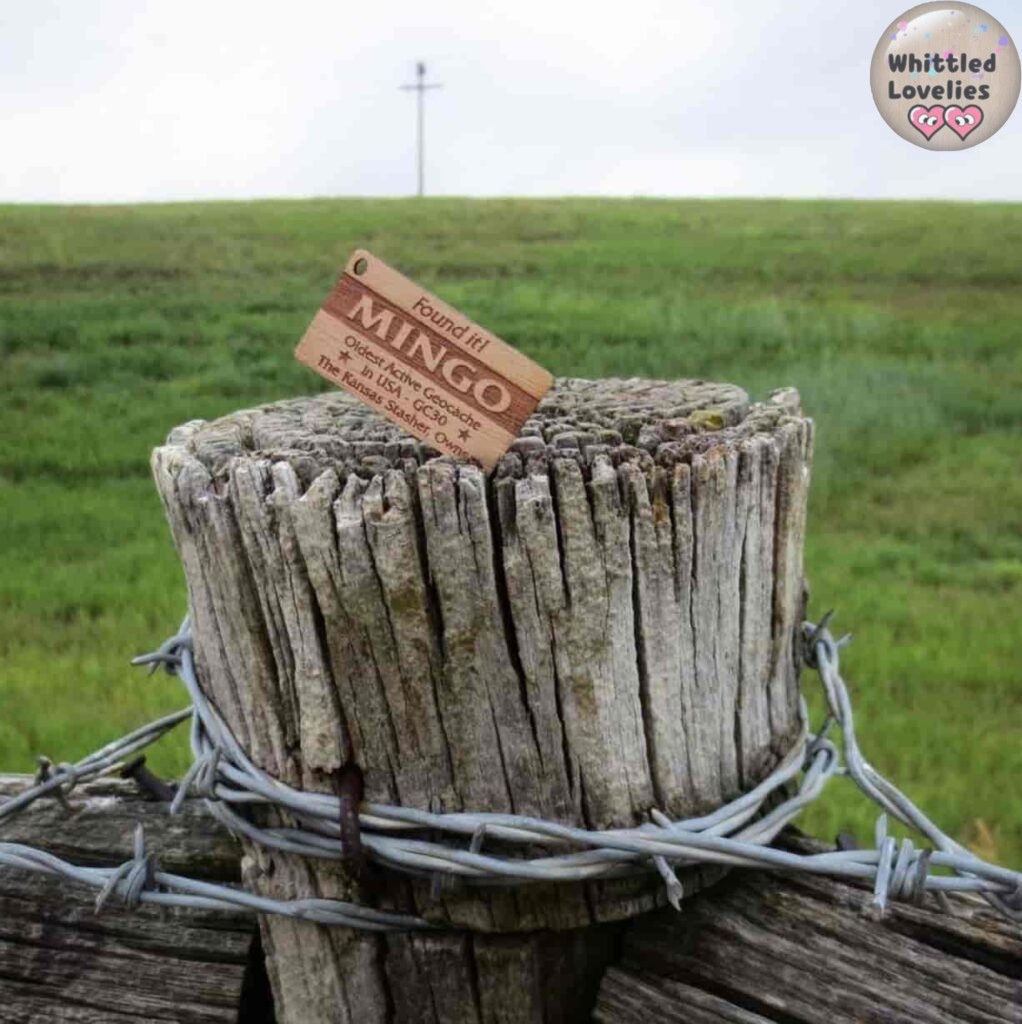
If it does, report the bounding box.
[400,62,442,197]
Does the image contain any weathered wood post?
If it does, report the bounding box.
[151,376,812,1023]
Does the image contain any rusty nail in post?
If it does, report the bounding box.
[836,831,860,851]
[35,756,74,813]
[121,756,177,802]
[332,762,366,882]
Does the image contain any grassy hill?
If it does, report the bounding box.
[1,197,1020,861]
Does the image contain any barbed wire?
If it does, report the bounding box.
[1,616,1019,930]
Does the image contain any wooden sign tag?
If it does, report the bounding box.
[295,250,553,470]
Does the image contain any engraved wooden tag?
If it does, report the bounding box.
[295,250,553,470]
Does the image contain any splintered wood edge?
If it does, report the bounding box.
[150,375,813,941]
[0,775,256,1024]
[594,855,1022,1024]
[153,376,813,823]
[162,377,806,486]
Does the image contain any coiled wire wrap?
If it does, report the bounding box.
[1,616,1019,931]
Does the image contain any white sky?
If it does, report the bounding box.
[2,0,1020,202]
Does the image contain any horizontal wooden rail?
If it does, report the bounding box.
[1,782,1018,1023]
[595,837,1022,1024]
[0,774,260,1024]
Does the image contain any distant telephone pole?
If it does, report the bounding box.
[400,62,442,197]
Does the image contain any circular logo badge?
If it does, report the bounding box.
[871,3,1020,149]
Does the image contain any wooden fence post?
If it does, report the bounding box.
[151,377,812,1023]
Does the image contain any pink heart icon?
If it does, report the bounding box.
[908,104,946,140]
[945,104,984,139]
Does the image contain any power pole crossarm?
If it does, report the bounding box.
[399,61,442,197]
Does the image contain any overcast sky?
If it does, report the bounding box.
[2,0,1020,202]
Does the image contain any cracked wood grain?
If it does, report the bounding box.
[0,776,255,1024]
[595,838,1022,1024]
[151,377,813,1023]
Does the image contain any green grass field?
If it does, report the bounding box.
[1,198,1020,862]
